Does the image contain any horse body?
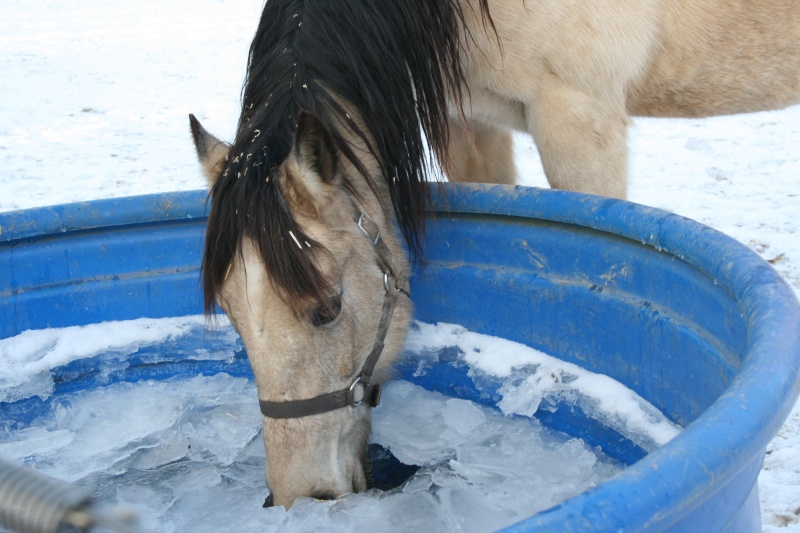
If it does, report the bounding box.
[191,0,798,510]
[451,0,800,196]
[629,0,800,117]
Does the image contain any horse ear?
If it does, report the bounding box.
[189,114,230,187]
[282,111,342,217]
[292,110,338,185]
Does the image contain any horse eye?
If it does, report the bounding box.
[309,295,342,327]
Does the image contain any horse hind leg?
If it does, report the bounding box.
[444,118,516,185]
[527,80,630,199]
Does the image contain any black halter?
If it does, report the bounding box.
[258,212,409,419]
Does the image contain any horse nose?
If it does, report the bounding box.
[310,490,337,501]
[261,488,342,509]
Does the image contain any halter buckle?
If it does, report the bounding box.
[348,377,366,406]
[357,213,381,245]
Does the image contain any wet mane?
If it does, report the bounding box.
[203,0,489,313]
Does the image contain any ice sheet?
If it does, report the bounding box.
[0,318,687,531]
[1,377,621,533]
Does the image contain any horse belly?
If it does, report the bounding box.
[628,0,800,118]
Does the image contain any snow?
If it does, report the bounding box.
[406,322,681,451]
[0,316,221,403]
[1,1,798,530]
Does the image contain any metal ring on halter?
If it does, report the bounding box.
[383,272,391,293]
[349,377,366,406]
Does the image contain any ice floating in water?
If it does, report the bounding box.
[0,317,682,532]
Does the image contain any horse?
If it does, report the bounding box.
[190,0,799,509]
[447,0,800,197]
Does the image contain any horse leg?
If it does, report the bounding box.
[527,78,630,199]
[444,118,516,185]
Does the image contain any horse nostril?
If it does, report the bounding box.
[262,493,274,508]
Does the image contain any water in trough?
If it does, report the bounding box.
[0,318,679,532]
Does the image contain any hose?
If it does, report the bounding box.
[0,458,146,533]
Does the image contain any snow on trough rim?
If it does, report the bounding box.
[0,316,235,403]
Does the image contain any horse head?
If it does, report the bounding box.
[188,0,484,508]
[191,112,412,507]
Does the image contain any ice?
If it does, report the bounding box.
[0,317,690,531]
[443,397,486,436]
[407,321,682,451]
[13,374,257,485]
[0,315,236,403]
[374,382,620,524]
[0,427,74,460]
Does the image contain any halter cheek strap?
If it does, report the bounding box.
[258,212,409,419]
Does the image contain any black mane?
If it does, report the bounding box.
[203,0,489,312]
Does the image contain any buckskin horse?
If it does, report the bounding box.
[190,0,799,508]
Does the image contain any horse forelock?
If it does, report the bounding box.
[202,0,492,313]
[203,169,332,317]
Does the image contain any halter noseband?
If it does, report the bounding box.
[258,212,409,419]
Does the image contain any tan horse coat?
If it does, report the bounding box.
[450,0,800,198]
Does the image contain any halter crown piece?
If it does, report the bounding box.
[258,212,409,419]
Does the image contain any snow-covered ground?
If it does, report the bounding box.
[1,1,798,530]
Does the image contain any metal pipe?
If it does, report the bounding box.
[0,458,144,533]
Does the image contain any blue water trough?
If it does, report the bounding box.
[1,184,799,532]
